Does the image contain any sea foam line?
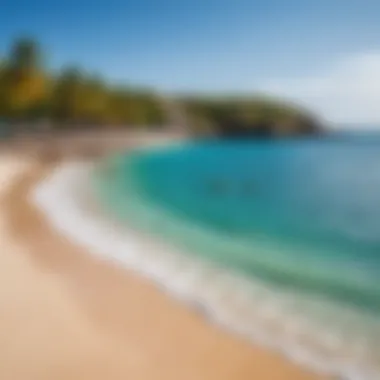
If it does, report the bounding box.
[31,161,380,380]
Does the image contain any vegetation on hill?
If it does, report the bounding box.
[182,96,323,138]
[0,38,166,129]
[0,37,323,137]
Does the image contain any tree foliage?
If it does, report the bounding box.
[0,38,166,129]
[0,38,321,138]
[182,96,322,138]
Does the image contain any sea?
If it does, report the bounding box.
[40,134,380,379]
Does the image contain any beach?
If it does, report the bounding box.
[0,153,321,380]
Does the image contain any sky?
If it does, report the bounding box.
[1,0,380,126]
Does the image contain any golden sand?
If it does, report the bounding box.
[0,157,322,380]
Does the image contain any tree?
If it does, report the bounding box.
[2,38,48,124]
[9,38,42,70]
[80,76,108,124]
[51,67,87,125]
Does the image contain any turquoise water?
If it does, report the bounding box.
[94,139,380,377]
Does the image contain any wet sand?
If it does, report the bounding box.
[1,156,322,380]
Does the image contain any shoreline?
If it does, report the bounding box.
[55,153,380,379]
[0,158,135,379]
[1,155,321,379]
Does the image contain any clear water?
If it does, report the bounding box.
[94,139,380,379]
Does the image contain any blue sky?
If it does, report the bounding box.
[1,0,380,124]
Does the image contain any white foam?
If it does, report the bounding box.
[32,162,380,380]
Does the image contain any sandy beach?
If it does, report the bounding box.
[0,154,322,380]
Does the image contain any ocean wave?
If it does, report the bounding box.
[32,161,380,380]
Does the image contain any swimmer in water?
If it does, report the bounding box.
[242,180,256,196]
[208,179,229,195]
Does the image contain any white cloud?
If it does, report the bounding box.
[258,52,380,127]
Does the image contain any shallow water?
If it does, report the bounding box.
[91,139,380,379]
